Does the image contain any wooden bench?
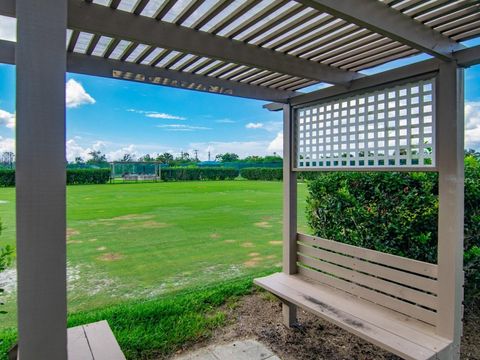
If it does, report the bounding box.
[68,320,126,360]
[255,233,453,360]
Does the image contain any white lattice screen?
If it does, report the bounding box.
[295,79,436,170]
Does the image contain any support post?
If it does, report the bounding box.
[436,62,464,359]
[282,103,298,326]
[16,0,67,359]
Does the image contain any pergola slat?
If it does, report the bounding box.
[66,0,362,85]
[295,0,465,60]
[191,0,235,30]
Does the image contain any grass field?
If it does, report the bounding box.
[0,180,308,329]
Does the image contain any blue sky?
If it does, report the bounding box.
[0,25,479,161]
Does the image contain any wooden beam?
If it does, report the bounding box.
[0,39,298,102]
[16,0,67,358]
[296,0,465,61]
[282,103,298,327]
[436,62,464,359]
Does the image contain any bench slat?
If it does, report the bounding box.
[298,255,437,325]
[297,233,438,278]
[297,243,438,309]
[254,273,446,360]
[83,320,126,360]
[68,325,94,360]
[255,273,451,360]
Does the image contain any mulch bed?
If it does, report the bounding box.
[173,291,480,360]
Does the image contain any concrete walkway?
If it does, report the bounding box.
[173,339,280,360]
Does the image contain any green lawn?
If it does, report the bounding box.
[0,180,308,329]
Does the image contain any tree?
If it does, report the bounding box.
[139,154,153,162]
[215,153,239,162]
[1,152,14,169]
[74,156,85,164]
[86,150,108,165]
[156,152,174,165]
[120,153,135,162]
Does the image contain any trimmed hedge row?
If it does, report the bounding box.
[0,169,111,186]
[67,169,111,185]
[161,167,239,181]
[240,167,282,181]
[0,170,15,187]
[305,155,480,304]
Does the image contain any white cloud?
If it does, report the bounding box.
[0,137,14,153]
[0,16,16,42]
[0,109,15,128]
[267,132,283,154]
[246,122,264,129]
[66,79,96,108]
[146,113,186,120]
[157,124,211,131]
[465,101,480,150]
[128,109,186,120]
[215,119,236,124]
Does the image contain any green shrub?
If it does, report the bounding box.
[66,169,111,185]
[161,167,239,181]
[240,168,282,181]
[305,155,480,304]
[0,169,111,186]
[0,244,13,317]
[0,171,14,187]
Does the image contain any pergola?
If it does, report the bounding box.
[0,0,479,359]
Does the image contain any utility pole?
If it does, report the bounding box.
[194,149,199,161]
[208,151,211,161]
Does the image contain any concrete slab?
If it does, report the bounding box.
[173,339,280,360]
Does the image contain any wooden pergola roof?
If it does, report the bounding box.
[1,0,480,102]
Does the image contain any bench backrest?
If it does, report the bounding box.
[296,233,439,326]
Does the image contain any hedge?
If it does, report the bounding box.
[0,170,15,187]
[240,167,282,181]
[66,169,111,185]
[0,169,111,186]
[161,167,239,181]
[305,154,480,304]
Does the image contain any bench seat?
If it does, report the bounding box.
[68,320,126,360]
[255,272,452,360]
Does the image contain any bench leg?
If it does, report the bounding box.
[282,301,297,328]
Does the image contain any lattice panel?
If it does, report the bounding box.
[295,79,436,170]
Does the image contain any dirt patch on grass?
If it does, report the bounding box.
[243,259,261,268]
[255,221,272,228]
[67,240,83,244]
[96,246,107,251]
[248,252,260,257]
[269,241,282,245]
[67,228,80,239]
[210,233,221,239]
[89,238,98,242]
[241,242,255,248]
[98,252,124,262]
[120,221,170,229]
[110,214,154,221]
[224,240,236,244]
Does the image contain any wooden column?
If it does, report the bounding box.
[16,0,67,358]
[282,103,297,326]
[436,62,464,359]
